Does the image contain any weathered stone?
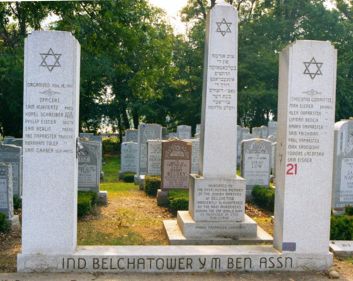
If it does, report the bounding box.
[147,140,162,176]
[0,144,22,196]
[177,125,192,140]
[161,140,191,189]
[120,142,138,174]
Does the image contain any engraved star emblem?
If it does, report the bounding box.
[303,57,323,80]
[216,18,232,36]
[40,48,62,72]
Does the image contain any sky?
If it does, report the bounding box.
[148,0,188,34]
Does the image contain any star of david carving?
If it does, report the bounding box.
[216,18,232,36]
[39,48,62,72]
[303,57,323,80]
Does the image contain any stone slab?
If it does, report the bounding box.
[98,191,108,205]
[329,241,353,257]
[189,175,246,222]
[177,211,257,238]
[17,245,332,272]
[164,219,272,245]
[157,189,169,207]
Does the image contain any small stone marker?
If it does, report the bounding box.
[161,139,191,189]
[0,163,14,220]
[241,139,272,196]
[330,241,353,257]
[274,40,337,255]
[195,124,201,136]
[189,138,200,174]
[78,140,100,192]
[177,125,192,139]
[268,121,277,137]
[21,31,80,255]
[137,124,162,176]
[0,144,22,196]
[252,127,262,138]
[237,125,242,165]
[124,129,138,143]
[147,140,162,176]
[332,119,353,209]
[261,126,268,138]
[120,142,138,174]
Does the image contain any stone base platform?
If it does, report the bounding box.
[17,245,332,272]
[164,212,272,245]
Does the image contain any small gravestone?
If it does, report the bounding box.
[241,139,272,197]
[3,136,15,144]
[237,125,242,165]
[168,132,178,139]
[189,139,200,174]
[79,133,103,179]
[125,129,138,142]
[332,119,353,210]
[78,140,101,192]
[162,127,169,140]
[0,144,22,196]
[252,127,262,138]
[120,142,138,174]
[261,126,268,138]
[195,124,201,136]
[268,121,277,137]
[147,140,162,176]
[0,163,14,220]
[161,140,191,189]
[330,241,353,257]
[135,124,162,185]
[177,125,192,140]
[271,142,277,176]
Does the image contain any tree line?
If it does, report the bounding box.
[0,0,352,137]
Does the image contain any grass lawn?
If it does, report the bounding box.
[77,153,173,246]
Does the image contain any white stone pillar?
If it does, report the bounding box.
[274,40,337,254]
[21,31,80,254]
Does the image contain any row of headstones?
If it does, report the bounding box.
[122,124,201,143]
[0,133,104,224]
[120,123,277,194]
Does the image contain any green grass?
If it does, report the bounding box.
[100,182,137,193]
[102,154,120,182]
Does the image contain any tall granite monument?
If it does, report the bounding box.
[164,2,269,244]
[20,31,80,255]
[274,40,337,258]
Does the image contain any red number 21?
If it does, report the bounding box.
[286,163,298,175]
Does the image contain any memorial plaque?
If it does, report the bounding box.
[241,139,271,188]
[0,163,13,219]
[147,140,162,176]
[177,125,192,140]
[274,40,337,254]
[0,144,22,196]
[162,140,191,189]
[22,31,80,254]
[120,142,138,173]
[332,120,353,209]
[137,124,162,175]
[78,140,100,192]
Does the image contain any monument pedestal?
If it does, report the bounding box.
[164,175,272,245]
